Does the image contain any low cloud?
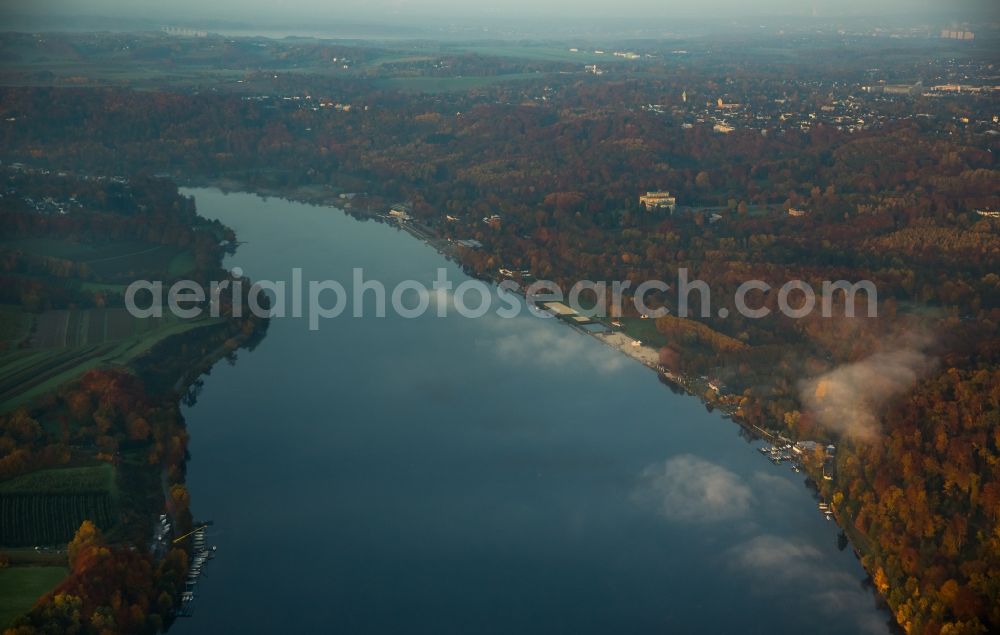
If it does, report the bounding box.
[728,535,886,634]
[486,323,626,374]
[733,534,824,572]
[632,454,753,522]
[799,342,933,442]
[751,470,798,496]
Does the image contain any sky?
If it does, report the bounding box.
[4,0,994,32]
[6,0,991,20]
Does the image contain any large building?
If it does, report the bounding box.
[863,82,923,97]
[941,29,975,41]
[639,191,677,212]
[388,203,412,221]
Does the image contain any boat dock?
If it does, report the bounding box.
[176,523,217,617]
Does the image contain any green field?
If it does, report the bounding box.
[0,229,212,412]
[0,237,194,280]
[367,53,438,67]
[373,41,617,64]
[167,251,197,276]
[0,465,116,496]
[0,305,225,412]
[618,316,669,349]
[0,306,31,349]
[372,72,549,93]
[0,465,118,547]
[0,566,67,629]
[447,44,612,64]
[79,282,128,294]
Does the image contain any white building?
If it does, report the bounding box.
[639,191,677,212]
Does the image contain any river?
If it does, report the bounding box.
[174,188,893,634]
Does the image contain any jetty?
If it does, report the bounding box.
[175,522,217,617]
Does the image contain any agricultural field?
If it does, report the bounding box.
[372,72,550,93]
[447,43,612,64]
[0,465,118,547]
[0,305,31,350]
[366,53,438,68]
[28,307,177,349]
[0,566,67,629]
[0,464,116,496]
[0,32,273,90]
[0,305,225,412]
[79,282,128,294]
[374,41,615,64]
[0,237,194,280]
[0,218,222,413]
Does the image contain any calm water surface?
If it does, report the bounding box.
[174,188,892,634]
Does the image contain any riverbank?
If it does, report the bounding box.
[184,179,804,447]
[178,182,891,624]
[170,187,894,634]
[0,175,269,633]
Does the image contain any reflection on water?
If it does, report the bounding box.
[173,188,893,635]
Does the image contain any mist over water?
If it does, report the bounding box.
[171,188,894,635]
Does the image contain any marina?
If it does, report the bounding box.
[151,515,218,617]
[178,524,217,617]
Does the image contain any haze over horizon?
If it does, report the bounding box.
[4,0,997,32]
